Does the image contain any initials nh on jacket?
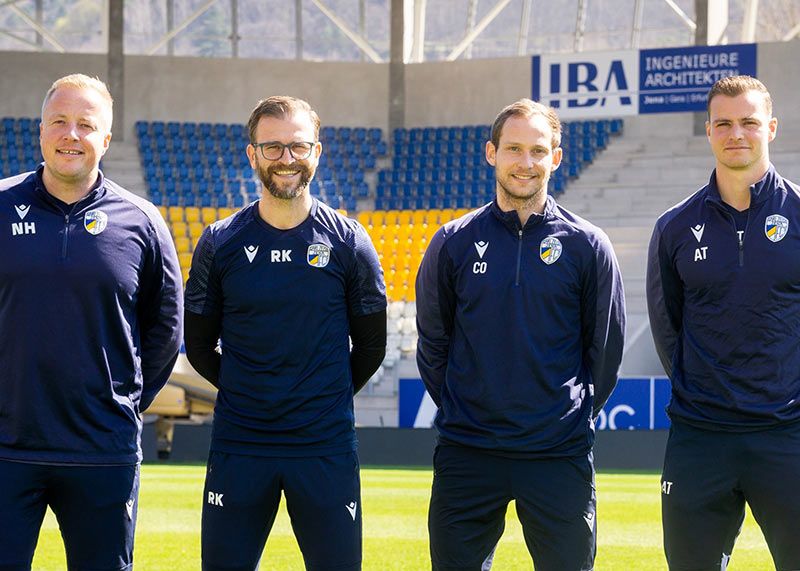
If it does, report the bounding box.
[12,222,36,236]
[271,249,292,262]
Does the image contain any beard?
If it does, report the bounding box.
[255,161,314,200]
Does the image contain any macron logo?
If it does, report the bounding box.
[690,224,705,243]
[474,241,488,259]
[345,501,357,521]
[244,245,258,263]
[15,204,30,220]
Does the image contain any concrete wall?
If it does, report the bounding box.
[403,57,531,127]
[155,423,668,470]
[0,53,388,138]
[0,39,797,136]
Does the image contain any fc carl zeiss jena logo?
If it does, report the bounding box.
[539,236,562,265]
[84,210,108,235]
[307,243,331,268]
[765,214,788,243]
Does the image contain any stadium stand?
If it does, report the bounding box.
[0,117,43,177]
[136,120,385,212]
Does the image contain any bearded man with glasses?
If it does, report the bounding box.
[184,96,387,571]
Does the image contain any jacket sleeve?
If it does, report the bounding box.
[583,232,626,415]
[184,310,222,388]
[348,309,387,394]
[415,228,455,407]
[183,226,225,387]
[138,211,184,411]
[646,220,683,378]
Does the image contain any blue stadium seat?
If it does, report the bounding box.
[337,127,352,141]
[320,126,336,141]
[368,128,382,143]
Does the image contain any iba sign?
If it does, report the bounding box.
[531,43,757,119]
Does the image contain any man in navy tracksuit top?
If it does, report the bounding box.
[416,99,626,571]
[647,76,800,571]
[183,96,386,571]
[0,75,182,570]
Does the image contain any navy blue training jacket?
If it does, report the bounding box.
[0,166,183,464]
[416,197,626,457]
[184,199,386,457]
[648,165,800,430]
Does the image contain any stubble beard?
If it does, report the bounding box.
[495,172,548,211]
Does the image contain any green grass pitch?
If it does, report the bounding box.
[31,465,773,570]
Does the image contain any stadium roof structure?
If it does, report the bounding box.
[0,0,798,62]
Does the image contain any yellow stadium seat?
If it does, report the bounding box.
[357,212,371,227]
[424,210,440,225]
[218,207,235,219]
[174,236,190,253]
[412,210,426,225]
[192,235,202,250]
[188,222,204,239]
[201,207,217,224]
[439,209,455,223]
[178,252,193,269]
[397,210,412,226]
[184,207,200,223]
[157,206,168,220]
[371,211,385,226]
[384,210,399,226]
[168,206,183,222]
[181,267,190,283]
[171,221,188,237]
[385,282,397,302]
[455,208,470,218]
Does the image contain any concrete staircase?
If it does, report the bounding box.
[558,114,800,376]
[101,139,148,198]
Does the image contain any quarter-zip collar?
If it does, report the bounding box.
[32,162,106,214]
[703,163,781,209]
[490,194,556,234]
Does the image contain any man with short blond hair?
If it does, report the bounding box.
[416,98,625,571]
[648,75,800,570]
[0,74,182,570]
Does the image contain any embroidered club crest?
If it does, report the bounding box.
[539,237,562,265]
[307,243,331,268]
[84,210,108,235]
[765,214,788,243]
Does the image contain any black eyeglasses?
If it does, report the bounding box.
[252,141,316,161]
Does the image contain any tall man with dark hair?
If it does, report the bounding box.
[648,76,800,570]
[0,74,183,570]
[184,96,387,571]
[416,98,626,571]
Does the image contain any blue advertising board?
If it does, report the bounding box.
[531,43,757,119]
[638,43,757,114]
[399,377,672,430]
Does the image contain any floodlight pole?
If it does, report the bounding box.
[108,0,125,141]
[389,0,406,140]
[517,0,531,55]
[574,0,588,52]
